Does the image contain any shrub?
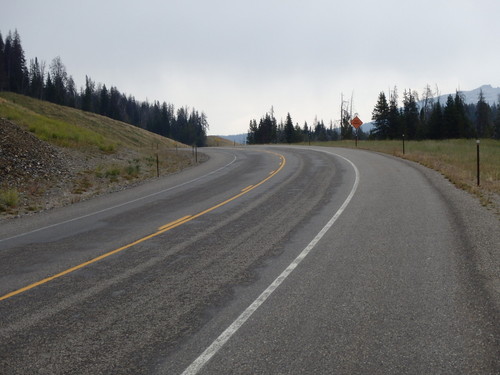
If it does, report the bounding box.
[0,189,19,211]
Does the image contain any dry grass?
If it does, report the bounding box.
[304,139,500,212]
[206,136,239,147]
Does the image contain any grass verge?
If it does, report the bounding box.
[303,139,500,212]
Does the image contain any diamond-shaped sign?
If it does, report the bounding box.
[350,116,363,129]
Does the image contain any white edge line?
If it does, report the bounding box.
[0,154,238,243]
[181,151,360,375]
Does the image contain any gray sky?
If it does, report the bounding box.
[2,0,499,135]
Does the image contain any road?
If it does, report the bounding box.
[0,146,498,374]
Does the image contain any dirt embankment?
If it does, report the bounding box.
[0,118,203,218]
[1,118,69,184]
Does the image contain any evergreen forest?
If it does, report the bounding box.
[247,89,500,145]
[370,86,500,140]
[0,29,208,146]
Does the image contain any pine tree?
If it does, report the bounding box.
[4,30,28,93]
[372,91,390,139]
[124,95,140,125]
[475,89,492,138]
[44,72,55,102]
[494,101,500,140]
[108,86,122,120]
[315,120,328,141]
[66,76,77,107]
[442,95,456,139]
[82,75,94,112]
[402,89,420,140]
[294,123,303,142]
[247,119,258,144]
[284,113,294,143]
[28,57,46,99]
[99,84,109,116]
[259,113,275,143]
[454,92,472,138]
[160,102,172,137]
[388,87,402,139]
[49,56,68,105]
[0,32,7,90]
[175,106,190,144]
[428,101,443,139]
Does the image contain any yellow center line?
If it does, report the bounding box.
[0,150,286,302]
[158,215,192,231]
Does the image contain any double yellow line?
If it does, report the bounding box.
[0,151,286,302]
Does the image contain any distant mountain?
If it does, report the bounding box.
[359,121,375,133]
[433,84,500,105]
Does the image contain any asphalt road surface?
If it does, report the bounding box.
[0,146,498,374]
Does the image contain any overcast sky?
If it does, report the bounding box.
[2,0,499,135]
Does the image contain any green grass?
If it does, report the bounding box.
[0,94,115,151]
[125,160,141,178]
[0,189,19,211]
[105,167,121,182]
[0,92,185,152]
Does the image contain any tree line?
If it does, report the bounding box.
[372,85,500,140]
[0,29,208,146]
[247,103,361,145]
[248,86,500,145]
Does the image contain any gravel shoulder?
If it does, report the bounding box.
[411,155,500,314]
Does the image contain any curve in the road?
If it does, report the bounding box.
[0,153,241,244]
[0,150,285,302]
[181,150,360,375]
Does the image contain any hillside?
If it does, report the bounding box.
[206,135,241,147]
[0,92,204,217]
[216,134,247,144]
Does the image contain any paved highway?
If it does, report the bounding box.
[0,146,498,374]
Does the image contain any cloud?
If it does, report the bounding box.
[2,0,500,134]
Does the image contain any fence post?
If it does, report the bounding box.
[156,143,159,177]
[476,139,480,186]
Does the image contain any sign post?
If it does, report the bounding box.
[350,116,363,147]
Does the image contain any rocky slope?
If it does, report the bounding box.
[0,118,202,218]
[1,118,69,187]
